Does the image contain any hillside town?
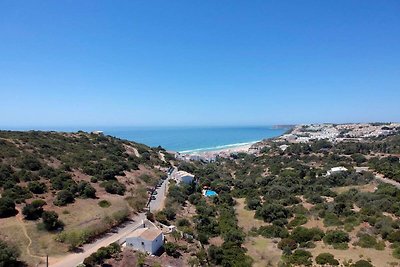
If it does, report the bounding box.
[277,123,400,143]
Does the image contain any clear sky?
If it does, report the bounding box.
[1,0,399,128]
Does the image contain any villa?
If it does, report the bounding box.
[172,170,195,184]
[125,227,164,255]
[327,166,348,176]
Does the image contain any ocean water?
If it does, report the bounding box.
[104,126,286,153]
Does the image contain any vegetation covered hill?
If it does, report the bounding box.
[0,131,173,265]
[124,133,400,267]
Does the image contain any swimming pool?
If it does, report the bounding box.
[204,190,218,197]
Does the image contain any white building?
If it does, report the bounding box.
[327,166,348,176]
[173,170,195,184]
[279,144,289,151]
[126,227,164,255]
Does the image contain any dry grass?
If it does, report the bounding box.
[244,236,281,267]
[25,220,67,257]
[235,198,267,232]
[58,196,129,230]
[332,182,377,194]
[0,216,43,265]
[0,196,129,266]
[309,240,400,267]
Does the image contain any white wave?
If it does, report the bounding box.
[178,140,260,154]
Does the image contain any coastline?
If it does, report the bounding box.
[178,140,259,154]
[179,142,257,158]
[177,126,293,158]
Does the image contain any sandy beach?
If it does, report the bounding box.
[180,142,257,160]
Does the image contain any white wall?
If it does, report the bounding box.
[126,233,164,254]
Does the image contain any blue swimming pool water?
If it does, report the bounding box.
[205,190,218,197]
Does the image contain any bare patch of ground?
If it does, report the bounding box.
[235,198,267,232]
[309,240,400,267]
[245,236,281,267]
[332,183,378,194]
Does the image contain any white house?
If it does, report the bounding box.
[126,227,164,255]
[327,166,348,176]
[173,170,195,184]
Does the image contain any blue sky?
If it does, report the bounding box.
[0,0,399,128]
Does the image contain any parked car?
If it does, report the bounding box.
[152,191,158,195]
[151,196,156,200]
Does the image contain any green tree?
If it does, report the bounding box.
[0,239,21,267]
[0,197,16,218]
[351,260,374,267]
[255,203,291,223]
[164,242,180,258]
[22,199,46,220]
[323,230,350,245]
[27,181,47,194]
[54,190,75,206]
[42,211,63,231]
[288,249,313,266]
[315,252,339,265]
[278,238,297,251]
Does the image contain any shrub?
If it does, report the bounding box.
[77,181,96,198]
[208,245,224,265]
[351,260,374,267]
[27,181,47,194]
[0,239,21,266]
[98,200,111,208]
[387,231,400,243]
[323,212,343,226]
[287,249,312,266]
[278,238,297,251]
[164,207,177,221]
[22,199,46,220]
[255,203,291,223]
[164,242,180,258]
[102,181,126,195]
[19,155,42,171]
[258,225,289,238]
[177,218,191,227]
[83,243,121,266]
[41,211,63,231]
[155,211,169,225]
[356,233,384,250]
[291,227,324,244]
[316,252,339,265]
[288,214,308,228]
[246,197,261,210]
[323,230,350,245]
[393,247,400,259]
[0,197,16,218]
[54,190,75,206]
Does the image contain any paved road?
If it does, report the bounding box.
[148,177,169,212]
[375,173,400,189]
[50,171,171,267]
[355,166,400,189]
[50,213,146,267]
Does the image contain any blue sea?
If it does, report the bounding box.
[103,126,286,153]
[3,126,286,153]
